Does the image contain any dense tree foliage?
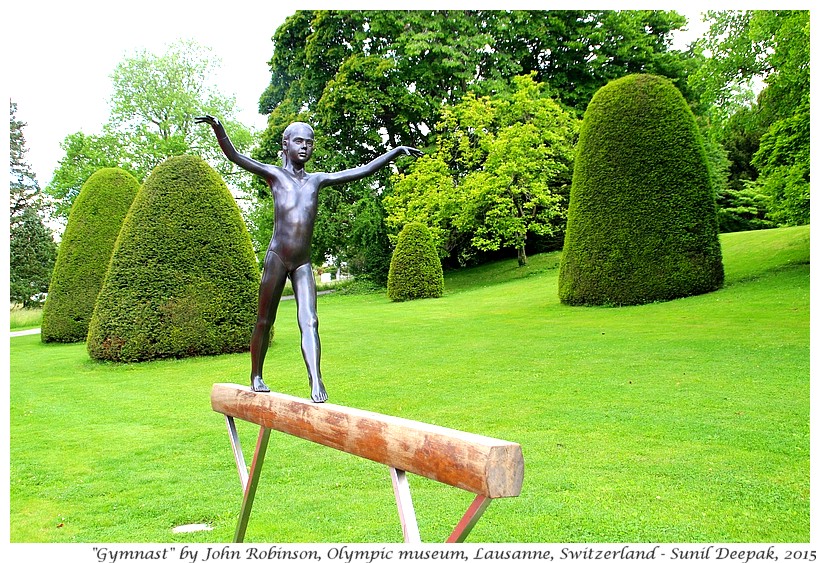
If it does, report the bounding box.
[752,93,809,225]
[46,41,253,222]
[87,156,259,362]
[10,101,57,307]
[559,74,724,306]
[260,10,688,134]
[691,10,809,226]
[10,101,41,229]
[46,131,125,220]
[386,75,578,266]
[256,10,690,279]
[41,169,140,343]
[10,207,57,308]
[387,222,444,302]
[712,106,772,232]
[690,11,807,120]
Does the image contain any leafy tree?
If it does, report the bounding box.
[454,77,577,266]
[87,156,259,362]
[45,131,127,221]
[46,41,254,222]
[752,106,810,225]
[260,11,689,149]
[691,11,809,225]
[259,10,510,163]
[749,13,810,226]
[716,181,773,233]
[387,222,444,302]
[485,10,691,111]
[559,74,723,306]
[41,169,140,343]
[711,105,772,232]
[387,75,578,266]
[9,101,40,229]
[718,105,763,190]
[257,10,691,278]
[690,11,808,122]
[688,11,763,121]
[383,154,463,260]
[9,101,56,307]
[343,195,395,285]
[10,207,57,308]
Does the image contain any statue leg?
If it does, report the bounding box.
[250,250,289,392]
[291,263,327,403]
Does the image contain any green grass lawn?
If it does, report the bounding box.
[9,225,810,543]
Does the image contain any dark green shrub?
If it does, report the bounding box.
[87,156,259,361]
[387,222,444,302]
[41,168,139,342]
[559,74,724,306]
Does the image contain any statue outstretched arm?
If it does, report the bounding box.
[195,115,271,178]
[320,146,423,187]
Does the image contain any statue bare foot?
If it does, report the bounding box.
[251,375,270,392]
[310,376,327,403]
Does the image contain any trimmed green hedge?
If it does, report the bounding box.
[87,156,260,361]
[559,74,724,306]
[387,222,444,301]
[41,168,140,342]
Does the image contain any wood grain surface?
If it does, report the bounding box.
[211,383,524,498]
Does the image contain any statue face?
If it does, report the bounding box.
[283,124,315,165]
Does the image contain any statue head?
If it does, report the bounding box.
[281,122,315,168]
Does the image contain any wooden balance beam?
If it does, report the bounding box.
[211,383,524,542]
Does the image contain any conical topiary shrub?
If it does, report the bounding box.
[559,74,724,306]
[87,155,260,361]
[41,168,140,342]
[387,222,444,302]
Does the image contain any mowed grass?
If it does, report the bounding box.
[9,225,810,543]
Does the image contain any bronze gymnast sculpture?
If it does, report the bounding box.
[197,116,422,402]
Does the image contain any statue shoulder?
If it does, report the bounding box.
[267,164,289,180]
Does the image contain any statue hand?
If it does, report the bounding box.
[195,115,219,126]
[399,146,423,158]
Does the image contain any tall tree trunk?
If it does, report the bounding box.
[517,244,527,267]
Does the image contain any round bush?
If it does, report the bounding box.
[558,74,724,306]
[41,168,140,342]
[388,222,444,302]
[87,155,260,361]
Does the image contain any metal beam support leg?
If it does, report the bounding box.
[390,468,422,543]
[446,495,492,543]
[220,414,503,543]
[233,427,271,543]
[225,416,249,490]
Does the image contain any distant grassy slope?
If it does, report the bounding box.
[719,225,809,283]
[445,225,809,293]
[443,251,562,294]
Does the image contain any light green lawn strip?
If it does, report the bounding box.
[9,306,43,330]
